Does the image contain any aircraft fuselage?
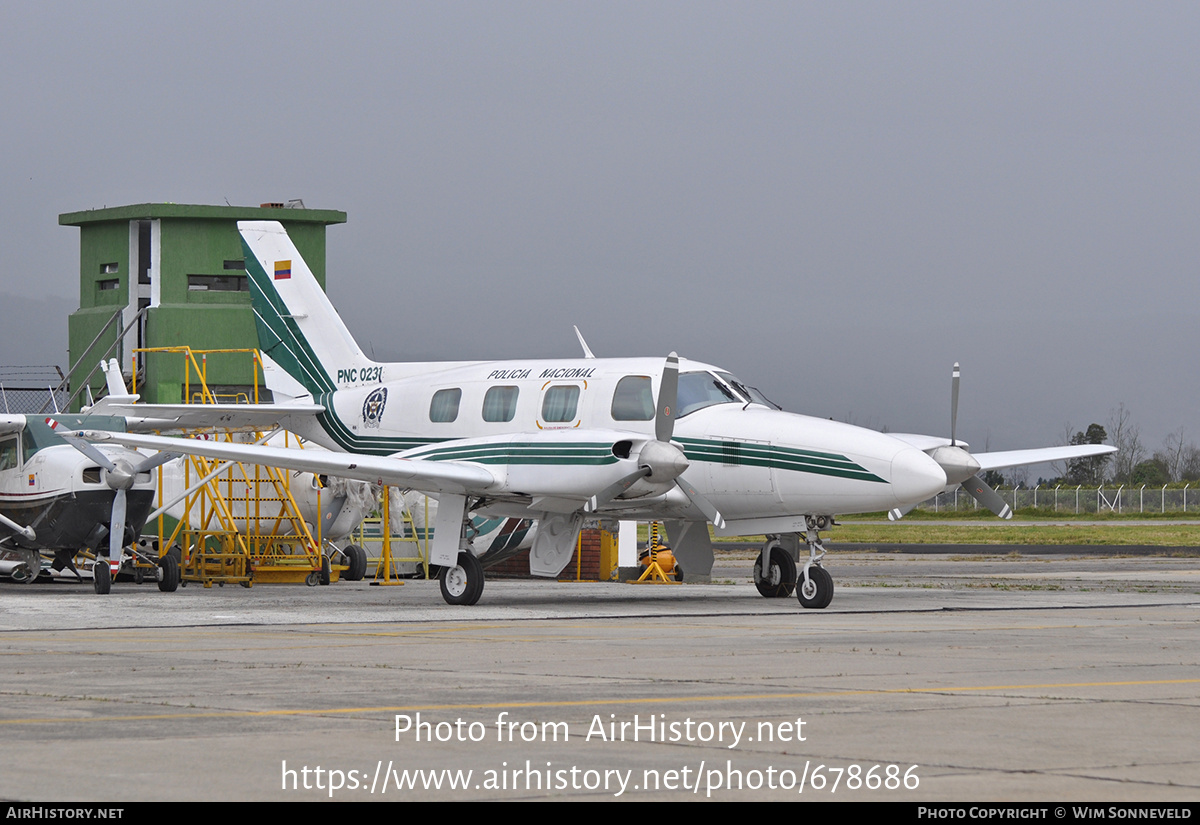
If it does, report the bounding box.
[281,355,947,533]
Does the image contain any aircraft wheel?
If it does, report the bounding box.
[796,565,833,609]
[157,554,180,593]
[93,562,111,595]
[754,547,796,598]
[439,552,484,606]
[343,544,368,581]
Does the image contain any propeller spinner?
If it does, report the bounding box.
[50,419,178,570]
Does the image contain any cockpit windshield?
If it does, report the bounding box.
[676,371,781,417]
[716,372,780,409]
[677,372,738,417]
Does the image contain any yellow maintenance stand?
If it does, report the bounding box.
[135,347,334,587]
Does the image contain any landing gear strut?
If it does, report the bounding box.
[795,516,834,609]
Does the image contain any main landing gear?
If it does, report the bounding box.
[756,516,836,609]
[85,541,182,595]
[754,542,797,598]
[439,551,485,606]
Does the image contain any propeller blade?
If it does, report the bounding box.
[950,362,960,447]
[108,487,127,567]
[134,451,179,473]
[584,467,651,513]
[674,475,725,530]
[887,503,918,521]
[655,353,679,443]
[961,474,1013,519]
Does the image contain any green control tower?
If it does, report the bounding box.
[61,202,346,406]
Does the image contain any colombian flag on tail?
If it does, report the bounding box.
[274,260,291,280]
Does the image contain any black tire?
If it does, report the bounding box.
[439,552,484,606]
[754,547,797,598]
[796,565,834,609]
[93,562,111,595]
[673,563,684,583]
[319,555,331,586]
[157,554,180,593]
[343,544,368,582]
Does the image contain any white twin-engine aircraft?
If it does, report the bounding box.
[82,221,1115,608]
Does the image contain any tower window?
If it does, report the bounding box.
[188,274,249,292]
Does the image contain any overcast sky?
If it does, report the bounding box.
[2,2,1197,459]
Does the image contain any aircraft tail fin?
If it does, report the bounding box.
[239,221,371,398]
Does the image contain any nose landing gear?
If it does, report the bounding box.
[757,516,836,609]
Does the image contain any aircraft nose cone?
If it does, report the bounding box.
[890,447,947,507]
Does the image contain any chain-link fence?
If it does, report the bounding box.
[0,366,69,415]
[920,484,1200,515]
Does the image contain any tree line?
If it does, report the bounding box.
[1008,403,1200,488]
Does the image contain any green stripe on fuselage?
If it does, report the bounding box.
[675,437,885,483]
[409,442,618,466]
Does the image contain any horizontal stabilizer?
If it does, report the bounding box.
[96,403,324,433]
[80,430,497,496]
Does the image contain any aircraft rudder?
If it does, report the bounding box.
[239,221,370,397]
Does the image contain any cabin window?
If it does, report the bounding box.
[611,376,654,421]
[0,439,17,471]
[541,386,580,423]
[430,388,462,422]
[482,386,518,422]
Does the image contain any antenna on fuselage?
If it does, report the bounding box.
[573,326,596,359]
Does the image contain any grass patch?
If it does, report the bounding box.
[852,507,1200,521]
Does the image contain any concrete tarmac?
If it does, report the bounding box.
[1,548,1198,802]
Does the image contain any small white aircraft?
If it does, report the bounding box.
[0,362,321,593]
[78,221,1115,608]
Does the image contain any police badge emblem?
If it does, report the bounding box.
[362,387,388,429]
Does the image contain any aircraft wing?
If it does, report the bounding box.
[79,430,498,496]
[973,444,1116,472]
[0,415,26,436]
[892,434,1116,472]
[94,403,325,434]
